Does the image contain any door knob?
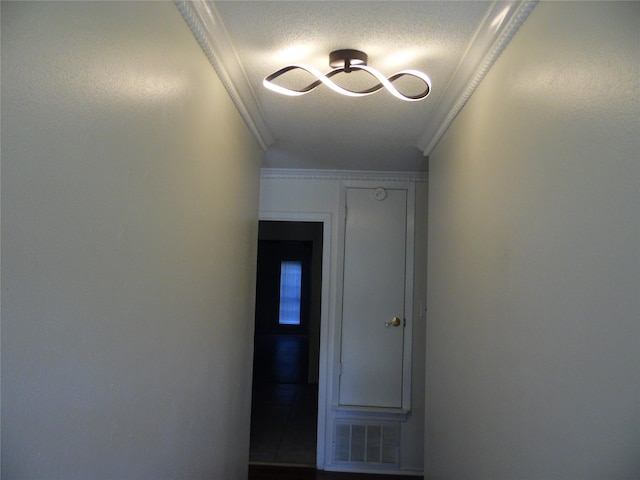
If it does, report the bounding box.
[385,316,402,327]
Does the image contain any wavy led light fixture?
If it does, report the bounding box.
[264,49,431,102]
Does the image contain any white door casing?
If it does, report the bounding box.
[258,211,332,469]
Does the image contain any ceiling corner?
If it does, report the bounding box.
[175,0,274,150]
[416,0,538,157]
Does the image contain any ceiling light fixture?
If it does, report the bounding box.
[263,49,431,102]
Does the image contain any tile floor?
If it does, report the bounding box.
[253,334,310,385]
[248,464,424,480]
[248,334,424,479]
[250,333,317,466]
[250,383,318,465]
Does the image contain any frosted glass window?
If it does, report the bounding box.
[279,261,302,325]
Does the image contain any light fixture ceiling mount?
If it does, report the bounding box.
[264,49,431,102]
[329,49,368,71]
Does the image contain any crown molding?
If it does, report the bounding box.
[416,0,538,156]
[261,168,428,183]
[176,0,536,159]
[174,0,274,151]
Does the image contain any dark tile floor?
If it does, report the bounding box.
[253,334,310,384]
[248,335,424,479]
[250,334,317,466]
[250,383,318,465]
[248,464,423,480]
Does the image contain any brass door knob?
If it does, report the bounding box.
[385,317,402,327]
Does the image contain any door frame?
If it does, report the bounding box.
[258,210,332,469]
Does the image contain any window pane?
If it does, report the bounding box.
[279,261,302,325]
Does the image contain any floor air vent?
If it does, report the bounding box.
[334,421,399,466]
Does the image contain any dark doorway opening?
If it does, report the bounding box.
[250,221,323,466]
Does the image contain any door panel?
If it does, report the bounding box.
[339,187,407,408]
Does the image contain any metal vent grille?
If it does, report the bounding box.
[334,421,399,466]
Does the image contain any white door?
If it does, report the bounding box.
[339,187,408,408]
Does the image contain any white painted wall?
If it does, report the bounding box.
[260,174,427,473]
[426,2,639,479]
[1,2,262,478]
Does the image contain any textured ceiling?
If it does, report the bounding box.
[186,1,536,172]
